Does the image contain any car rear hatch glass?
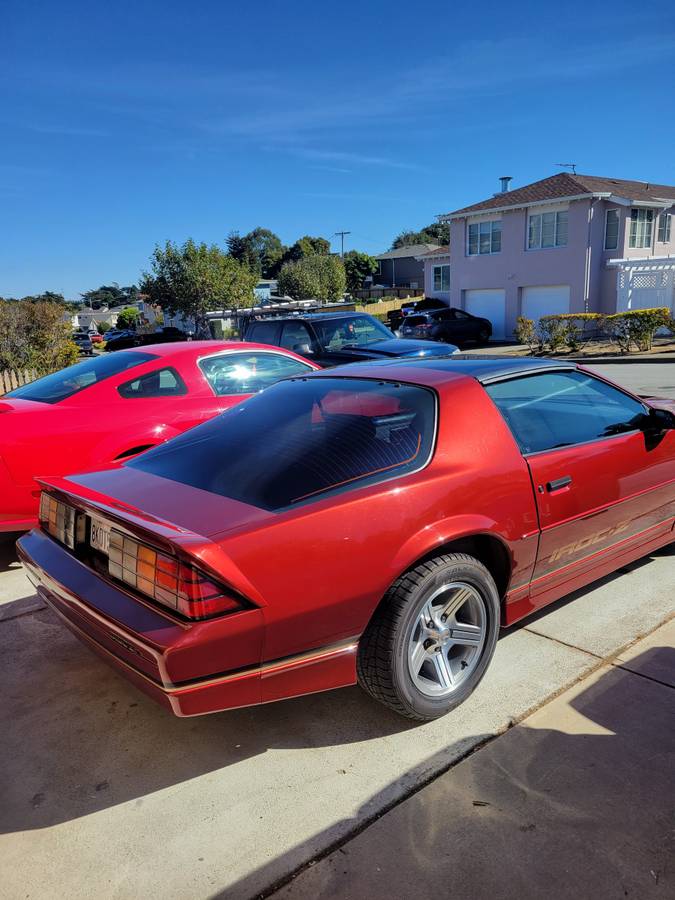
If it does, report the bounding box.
[128,377,436,510]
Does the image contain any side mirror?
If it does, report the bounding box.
[643,407,675,432]
[294,343,313,355]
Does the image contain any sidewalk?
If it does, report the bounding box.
[277,617,675,900]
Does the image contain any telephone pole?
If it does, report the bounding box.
[334,230,351,258]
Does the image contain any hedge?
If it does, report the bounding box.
[515,308,673,354]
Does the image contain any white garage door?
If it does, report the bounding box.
[522,285,570,321]
[465,289,506,340]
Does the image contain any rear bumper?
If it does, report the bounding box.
[17,529,265,716]
[17,529,358,716]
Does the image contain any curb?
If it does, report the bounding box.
[576,355,675,365]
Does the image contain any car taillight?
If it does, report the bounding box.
[107,529,242,620]
[39,493,85,549]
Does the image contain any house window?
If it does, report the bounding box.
[628,209,654,248]
[468,220,501,255]
[527,210,568,249]
[604,209,620,251]
[657,213,672,243]
[433,264,450,291]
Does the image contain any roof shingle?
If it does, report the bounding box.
[443,173,675,217]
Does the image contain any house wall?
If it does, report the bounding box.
[423,256,451,302]
[377,257,425,288]
[449,199,591,337]
[596,200,675,312]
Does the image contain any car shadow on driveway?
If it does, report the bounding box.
[250,647,675,900]
[0,534,23,574]
[0,545,671,841]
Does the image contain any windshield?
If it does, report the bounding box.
[130,377,436,510]
[7,351,158,404]
[312,316,394,351]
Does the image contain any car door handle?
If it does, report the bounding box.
[546,476,572,492]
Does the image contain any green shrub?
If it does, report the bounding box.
[604,307,672,352]
[514,316,537,352]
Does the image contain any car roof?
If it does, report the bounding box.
[307,355,577,386]
[123,341,319,365]
[124,340,280,358]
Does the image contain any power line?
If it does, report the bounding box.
[334,230,351,257]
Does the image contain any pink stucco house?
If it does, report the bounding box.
[427,173,675,339]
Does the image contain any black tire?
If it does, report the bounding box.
[357,553,500,721]
[478,327,490,344]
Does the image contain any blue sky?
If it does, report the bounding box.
[2,0,674,298]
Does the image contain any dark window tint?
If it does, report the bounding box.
[247,321,280,344]
[6,352,157,405]
[118,367,187,398]
[280,322,313,352]
[130,378,436,510]
[199,352,312,396]
[485,370,646,454]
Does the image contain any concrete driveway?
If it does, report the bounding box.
[0,533,673,899]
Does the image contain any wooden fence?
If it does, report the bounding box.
[0,369,38,396]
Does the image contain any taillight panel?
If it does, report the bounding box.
[39,492,85,549]
[107,528,243,620]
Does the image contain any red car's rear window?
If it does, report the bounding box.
[129,377,437,510]
[6,352,158,404]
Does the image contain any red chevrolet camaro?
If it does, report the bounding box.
[0,341,317,532]
[18,357,675,721]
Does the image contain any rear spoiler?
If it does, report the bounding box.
[35,476,267,607]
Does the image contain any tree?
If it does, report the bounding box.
[391,222,449,250]
[97,320,112,334]
[0,299,79,375]
[141,239,258,336]
[116,307,141,329]
[81,284,139,309]
[343,251,378,294]
[277,255,346,302]
[226,228,285,278]
[283,235,331,264]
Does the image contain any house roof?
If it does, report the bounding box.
[442,173,675,218]
[415,245,450,260]
[375,243,440,260]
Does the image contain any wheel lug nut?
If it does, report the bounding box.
[434,646,441,653]
[441,615,447,622]
[423,639,434,650]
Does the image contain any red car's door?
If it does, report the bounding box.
[485,368,675,609]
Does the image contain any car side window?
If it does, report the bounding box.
[247,321,280,345]
[280,322,313,352]
[485,370,646,454]
[199,352,313,396]
[117,367,188,399]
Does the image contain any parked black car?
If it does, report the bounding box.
[105,326,188,352]
[399,307,492,347]
[72,332,94,355]
[103,328,138,351]
[243,312,458,367]
[387,297,449,332]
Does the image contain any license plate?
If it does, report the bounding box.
[90,518,111,555]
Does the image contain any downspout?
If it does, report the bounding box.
[583,198,598,313]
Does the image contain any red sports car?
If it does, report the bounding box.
[1,342,317,532]
[18,358,675,720]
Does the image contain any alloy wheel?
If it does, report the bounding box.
[407,582,487,697]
